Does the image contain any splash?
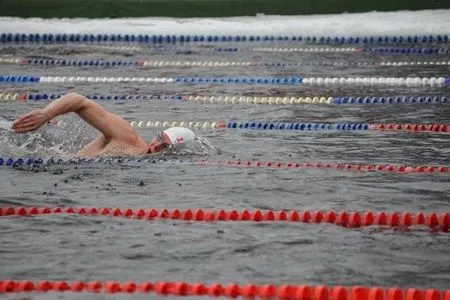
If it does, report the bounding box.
[0,115,217,158]
[152,133,219,158]
[0,114,98,158]
[0,119,13,131]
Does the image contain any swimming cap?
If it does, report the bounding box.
[162,127,196,150]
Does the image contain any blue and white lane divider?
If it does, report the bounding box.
[227,122,367,130]
[1,93,449,105]
[0,157,174,167]
[1,33,449,45]
[1,75,449,87]
[247,47,450,54]
[128,120,449,133]
[2,58,449,68]
[4,44,448,56]
[228,47,450,54]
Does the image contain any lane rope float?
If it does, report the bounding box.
[1,280,449,299]
[2,57,449,69]
[1,33,448,45]
[0,93,449,105]
[1,207,449,232]
[23,119,449,133]
[0,44,144,52]
[4,44,448,56]
[0,44,210,54]
[1,75,449,86]
[126,120,450,134]
[248,47,450,54]
[1,157,449,175]
[198,160,450,174]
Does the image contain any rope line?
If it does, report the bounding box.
[1,75,449,86]
[1,280,449,298]
[1,207,449,232]
[2,57,449,69]
[0,75,174,83]
[4,44,448,56]
[0,44,200,53]
[0,44,144,52]
[1,33,448,44]
[199,160,450,174]
[127,120,450,133]
[0,93,449,105]
[1,157,449,175]
[174,95,450,105]
[248,47,449,54]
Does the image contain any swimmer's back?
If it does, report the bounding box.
[75,135,147,157]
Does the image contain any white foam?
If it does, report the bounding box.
[0,119,12,131]
[0,9,448,36]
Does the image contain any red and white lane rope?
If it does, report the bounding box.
[0,280,449,299]
[2,157,450,176]
[1,207,449,232]
[198,160,450,174]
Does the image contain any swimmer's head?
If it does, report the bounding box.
[147,127,196,154]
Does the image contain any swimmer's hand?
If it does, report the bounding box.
[11,109,51,133]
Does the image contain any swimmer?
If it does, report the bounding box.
[10,92,196,157]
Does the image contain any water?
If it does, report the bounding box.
[1,9,449,36]
[0,10,450,299]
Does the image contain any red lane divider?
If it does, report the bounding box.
[1,207,449,232]
[1,280,449,299]
[197,160,450,174]
[370,123,450,133]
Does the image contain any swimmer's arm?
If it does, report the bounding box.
[75,135,107,157]
[46,92,139,142]
[13,92,139,143]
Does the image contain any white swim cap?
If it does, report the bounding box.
[162,127,196,150]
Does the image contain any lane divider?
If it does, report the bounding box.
[1,33,448,45]
[4,43,449,56]
[127,120,450,134]
[1,280,449,299]
[0,93,449,105]
[0,75,175,83]
[0,93,182,102]
[1,75,449,86]
[248,46,449,54]
[377,61,450,66]
[2,57,449,68]
[0,44,144,52]
[0,44,206,53]
[1,207,449,232]
[1,157,449,175]
[198,160,450,174]
[172,95,450,105]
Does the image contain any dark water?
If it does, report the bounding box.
[0,42,449,299]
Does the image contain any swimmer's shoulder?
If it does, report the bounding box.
[76,137,147,157]
[103,139,148,156]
